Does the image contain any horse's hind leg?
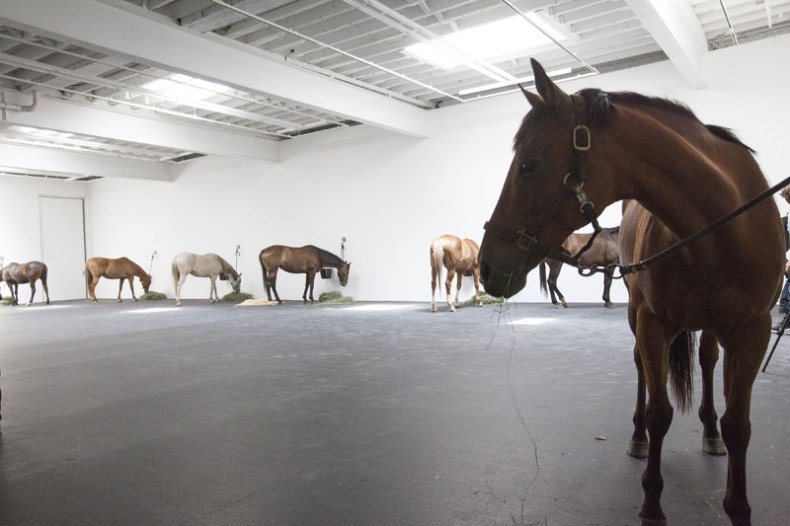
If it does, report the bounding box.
[41,277,50,305]
[302,274,310,303]
[10,283,18,306]
[699,331,726,455]
[431,267,438,313]
[445,268,456,312]
[548,263,567,308]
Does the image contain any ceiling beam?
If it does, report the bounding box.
[0,0,429,137]
[623,0,708,88]
[0,142,172,181]
[2,96,281,161]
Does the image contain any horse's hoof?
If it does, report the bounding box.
[604,302,614,308]
[476,302,483,307]
[117,299,123,303]
[133,298,139,302]
[639,517,667,526]
[431,306,437,313]
[703,437,727,456]
[627,440,649,458]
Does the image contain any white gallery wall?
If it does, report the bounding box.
[4,33,790,304]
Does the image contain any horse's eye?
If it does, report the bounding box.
[518,160,540,178]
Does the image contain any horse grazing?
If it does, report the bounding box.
[538,226,620,308]
[171,252,241,306]
[429,235,481,312]
[259,245,350,304]
[478,59,783,525]
[85,257,151,304]
[1,261,50,306]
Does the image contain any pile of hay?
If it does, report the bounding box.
[140,291,167,301]
[1,297,12,306]
[463,293,504,306]
[318,290,353,304]
[222,292,254,303]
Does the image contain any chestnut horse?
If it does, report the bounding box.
[538,226,620,308]
[259,245,350,304]
[430,235,481,312]
[1,261,50,306]
[478,59,783,525]
[85,257,151,304]
[172,252,241,306]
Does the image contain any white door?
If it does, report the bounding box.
[39,196,86,301]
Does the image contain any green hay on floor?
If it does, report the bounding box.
[463,293,504,306]
[140,291,167,301]
[1,297,12,306]
[222,292,254,303]
[318,290,353,304]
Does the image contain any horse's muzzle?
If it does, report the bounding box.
[479,260,526,299]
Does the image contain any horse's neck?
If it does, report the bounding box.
[220,258,238,278]
[317,249,343,268]
[608,108,766,239]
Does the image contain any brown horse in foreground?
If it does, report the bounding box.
[430,235,481,312]
[85,257,151,304]
[1,261,50,306]
[259,245,350,304]
[478,59,782,525]
[539,226,620,308]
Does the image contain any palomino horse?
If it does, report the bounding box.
[478,59,783,525]
[538,226,620,308]
[0,261,50,306]
[259,245,350,304]
[430,235,481,312]
[171,252,241,306]
[85,257,151,304]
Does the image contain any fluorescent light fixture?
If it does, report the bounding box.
[404,13,568,70]
[458,67,572,96]
[142,73,232,102]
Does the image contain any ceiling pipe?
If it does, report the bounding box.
[718,0,739,45]
[0,91,37,112]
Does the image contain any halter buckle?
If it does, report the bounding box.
[573,125,591,151]
[515,230,538,252]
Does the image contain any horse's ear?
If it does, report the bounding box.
[519,84,543,109]
[531,58,566,110]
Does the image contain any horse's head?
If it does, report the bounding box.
[231,272,242,293]
[337,262,351,287]
[479,59,611,298]
[142,273,152,293]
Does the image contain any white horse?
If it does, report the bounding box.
[171,252,241,306]
[430,235,482,312]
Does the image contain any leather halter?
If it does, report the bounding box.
[484,93,602,267]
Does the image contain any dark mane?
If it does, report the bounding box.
[577,88,755,152]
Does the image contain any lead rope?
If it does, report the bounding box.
[148,250,157,276]
[579,174,790,278]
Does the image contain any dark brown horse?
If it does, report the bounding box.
[259,245,350,304]
[430,234,481,312]
[538,226,620,308]
[85,257,152,304]
[478,59,782,525]
[1,261,50,306]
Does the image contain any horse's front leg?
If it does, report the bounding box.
[717,318,771,526]
[628,342,649,458]
[209,276,219,302]
[129,277,138,301]
[27,282,36,306]
[699,331,726,455]
[602,268,614,307]
[445,269,456,312]
[473,268,482,306]
[117,278,125,303]
[635,314,674,524]
[454,272,463,307]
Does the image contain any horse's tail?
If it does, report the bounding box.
[669,331,696,413]
[430,239,443,290]
[538,261,548,297]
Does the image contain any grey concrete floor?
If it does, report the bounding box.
[0,298,788,526]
